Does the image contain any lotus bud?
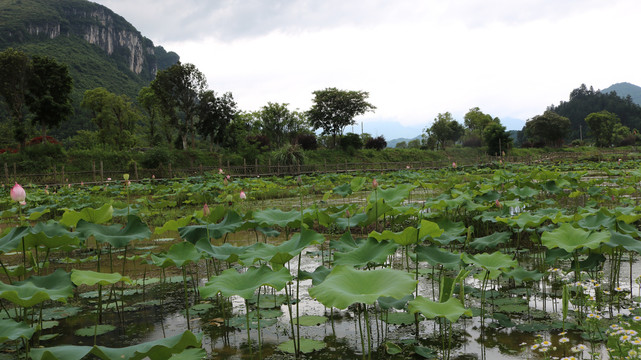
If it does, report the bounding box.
[223,177,228,186]
[372,178,378,189]
[240,191,247,200]
[203,203,210,216]
[10,182,26,204]
[495,199,502,209]
[346,210,350,218]
[123,173,130,181]
[219,168,224,174]
[452,162,457,169]
[297,175,302,186]
[107,177,112,181]
[152,174,155,179]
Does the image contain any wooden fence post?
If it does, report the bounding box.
[61,166,65,184]
[243,158,247,176]
[12,163,16,183]
[255,158,258,176]
[100,161,104,181]
[4,163,8,184]
[134,162,139,180]
[92,161,96,183]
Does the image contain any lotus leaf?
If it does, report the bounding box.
[71,269,132,286]
[293,315,327,326]
[167,348,207,360]
[368,220,443,246]
[178,211,243,243]
[30,330,202,360]
[607,231,641,254]
[308,265,416,309]
[77,215,151,248]
[469,231,512,251]
[368,184,415,206]
[278,338,325,354]
[298,265,331,286]
[541,223,610,253]
[195,240,247,262]
[200,265,292,300]
[408,296,472,323]
[75,324,115,336]
[0,268,73,307]
[333,238,399,267]
[252,208,301,228]
[151,241,202,268]
[60,204,113,227]
[332,183,353,197]
[239,228,324,268]
[412,245,461,269]
[0,318,35,343]
[155,216,193,235]
[23,222,81,250]
[503,267,543,284]
[577,210,616,231]
[329,231,362,252]
[0,226,29,254]
[378,294,414,310]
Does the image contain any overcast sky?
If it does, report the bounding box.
[96,0,641,139]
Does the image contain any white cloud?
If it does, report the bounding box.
[95,0,641,137]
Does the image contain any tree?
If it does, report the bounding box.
[26,55,74,140]
[197,90,237,150]
[307,87,375,147]
[151,62,207,149]
[584,110,630,147]
[0,48,31,145]
[464,107,494,134]
[483,121,511,155]
[258,102,302,148]
[425,112,464,150]
[523,110,570,147]
[138,86,171,146]
[365,136,387,150]
[81,88,138,149]
[395,141,407,149]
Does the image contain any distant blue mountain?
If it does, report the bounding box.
[601,82,641,105]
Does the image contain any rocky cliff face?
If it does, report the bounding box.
[10,1,168,80]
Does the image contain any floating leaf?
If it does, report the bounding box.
[74,324,115,337]
[293,315,327,326]
[308,265,416,309]
[278,338,326,354]
[385,341,402,355]
[383,311,419,325]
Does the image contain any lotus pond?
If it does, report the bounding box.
[3,161,641,359]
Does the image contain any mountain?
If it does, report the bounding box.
[601,82,641,105]
[0,0,179,138]
[387,136,421,148]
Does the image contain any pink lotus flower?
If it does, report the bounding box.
[219,168,224,174]
[10,183,26,205]
[452,162,457,169]
[240,191,247,200]
[372,178,378,189]
[495,199,502,208]
[203,203,210,216]
[346,210,350,218]
[152,174,155,179]
[107,177,112,181]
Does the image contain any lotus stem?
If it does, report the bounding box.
[245,299,252,354]
[182,266,190,330]
[284,283,297,355]
[364,305,372,359]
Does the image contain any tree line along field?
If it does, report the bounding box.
[0,160,641,359]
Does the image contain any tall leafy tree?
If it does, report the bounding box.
[0,48,31,145]
[584,110,630,147]
[81,87,138,149]
[523,110,570,147]
[259,102,309,148]
[464,107,494,134]
[26,55,74,140]
[425,112,464,150]
[483,121,512,155]
[307,87,375,147]
[151,62,207,150]
[197,90,237,150]
[138,86,170,146]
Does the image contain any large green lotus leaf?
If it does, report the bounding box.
[178,211,244,243]
[351,177,366,192]
[27,206,51,221]
[200,265,292,300]
[335,212,369,229]
[194,240,247,262]
[614,207,641,224]
[436,218,466,236]
[541,223,610,253]
[77,215,151,248]
[577,210,616,231]
[606,231,641,254]
[378,294,414,310]
[151,241,201,268]
[239,228,324,268]
[503,267,543,284]
[412,245,461,269]
[332,183,352,197]
[71,269,132,286]
[367,184,415,206]
[369,227,418,246]
[308,265,416,309]
[252,208,301,228]
[0,318,35,343]
[155,216,193,235]
[497,212,550,230]
[469,231,512,251]
[299,266,331,286]
[23,222,80,250]
[31,330,202,360]
[462,251,517,279]
[60,204,113,227]
[329,231,363,252]
[409,296,471,323]
[508,186,539,199]
[167,348,207,360]
[333,238,399,267]
[278,338,326,354]
[0,226,29,254]
[0,269,73,307]
[475,190,500,203]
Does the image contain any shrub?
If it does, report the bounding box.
[340,133,363,150]
[365,136,387,150]
[246,135,270,149]
[395,141,407,149]
[408,139,421,149]
[295,133,318,150]
[272,144,304,165]
[141,147,172,169]
[619,134,638,146]
[461,134,482,148]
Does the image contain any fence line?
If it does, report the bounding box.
[3,149,633,186]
